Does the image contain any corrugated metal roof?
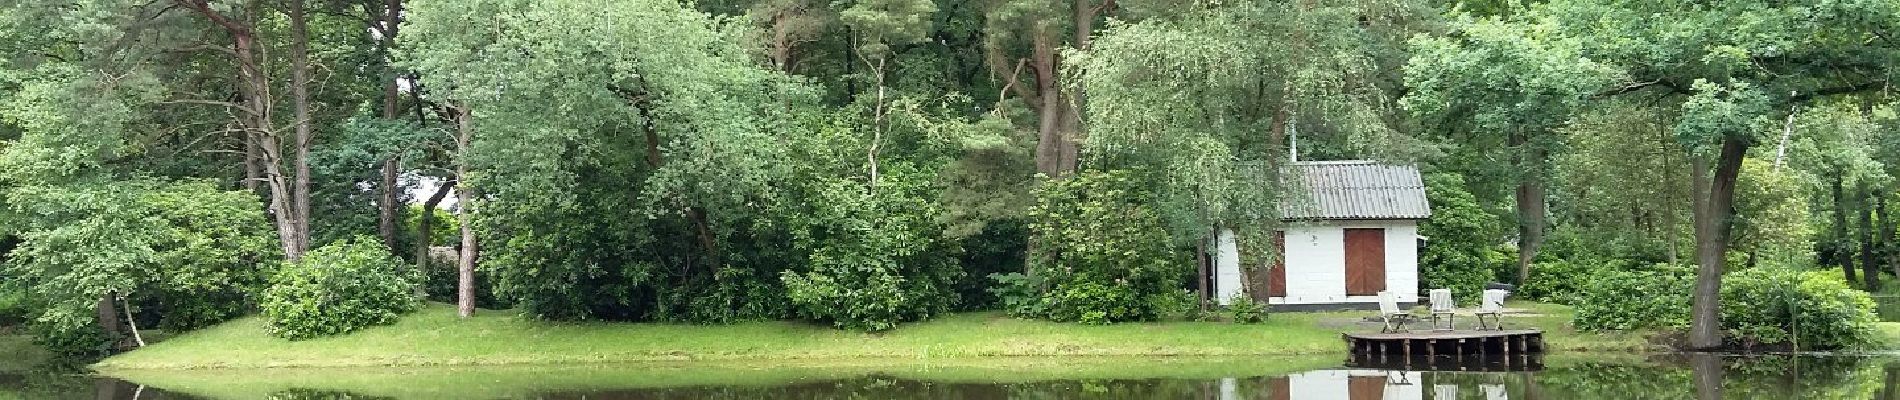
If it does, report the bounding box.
[1281,161,1431,220]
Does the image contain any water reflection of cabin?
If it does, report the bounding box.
[1210,161,1431,310]
[1228,370,1524,400]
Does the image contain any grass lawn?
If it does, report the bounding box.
[94,301,1652,370]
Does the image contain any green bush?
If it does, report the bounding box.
[262,237,421,340]
[988,272,1046,318]
[2,179,277,358]
[1520,260,1636,304]
[1224,295,1268,324]
[1573,265,1877,349]
[780,168,961,332]
[1573,267,1693,331]
[1417,173,1511,302]
[1148,289,1201,321]
[1721,267,1876,349]
[0,284,24,327]
[1018,170,1186,324]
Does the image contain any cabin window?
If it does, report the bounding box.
[1343,228,1386,295]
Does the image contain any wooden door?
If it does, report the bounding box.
[1259,231,1286,299]
[1347,376,1388,400]
[1344,228,1386,295]
[1268,376,1290,400]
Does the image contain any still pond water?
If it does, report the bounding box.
[6,355,1900,399]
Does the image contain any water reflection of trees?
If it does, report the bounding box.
[12,356,1900,399]
[1536,355,1887,400]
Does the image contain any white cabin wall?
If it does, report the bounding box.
[1281,224,1345,304]
[1383,223,1420,303]
[1253,220,1421,306]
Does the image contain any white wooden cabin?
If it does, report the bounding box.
[1212,161,1431,310]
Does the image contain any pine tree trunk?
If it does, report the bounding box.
[1030,32,1065,178]
[375,0,404,256]
[288,0,315,257]
[380,158,400,254]
[177,0,305,260]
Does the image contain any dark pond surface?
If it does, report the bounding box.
[6,354,1900,399]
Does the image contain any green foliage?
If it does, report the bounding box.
[1550,105,1693,264]
[262,237,420,340]
[780,167,962,332]
[1417,173,1509,301]
[1021,170,1186,324]
[1721,268,1877,349]
[1147,289,1201,322]
[1573,266,1694,331]
[418,252,508,311]
[406,0,804,323]
[1518,260,1615,304]
[1,179,277,357]
[1075,1,1433,242]
[1223,295,1268,324]
[1575,265,1876,349]
[1731,158,1815,267]
[986,272,1045,318]
[0,285,23,327]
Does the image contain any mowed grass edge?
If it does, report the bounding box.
[93,301,1654,370]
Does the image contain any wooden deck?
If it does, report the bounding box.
[1343,329,1544,358]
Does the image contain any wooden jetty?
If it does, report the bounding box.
[1344,329,1544,358]
[1346,353,1544,372]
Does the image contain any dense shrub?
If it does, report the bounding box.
[262,237,421,340]
[988,272,1045,317]
[1721,267,1876,349]
[2,179,277,357]
[1519,260,1642,304]
[781,168,961,332]
[1573,267,1694,331]
[0,283,24,327]
[1224,295,1268,324]
[1012,170,1187,324]
[1573,265,1877,349]
[1149,288,1201,321]
[1417,173,1510,301]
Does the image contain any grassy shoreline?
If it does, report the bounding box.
[91,301,1652,370]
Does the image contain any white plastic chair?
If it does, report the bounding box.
[1435,384,1459,400]
[1428,289,1455,331]
[1476,289,1509,330]
[1483,384,1508,400]
[1378,291,1410,333]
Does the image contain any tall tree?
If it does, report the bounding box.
[983,0,1114,178]
[1413,0,1899,349]
[168,0,322,260]
[1076,0,1432,303]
